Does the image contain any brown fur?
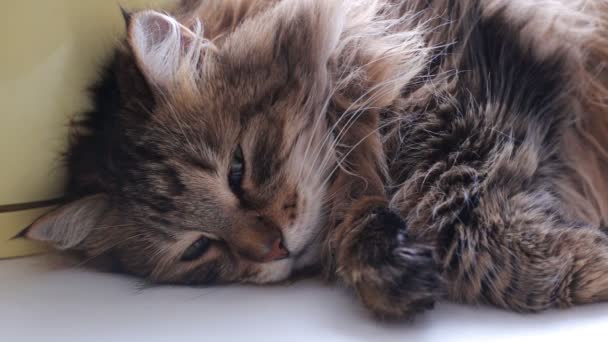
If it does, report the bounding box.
[20,0,608,319]
[559,0,608,228]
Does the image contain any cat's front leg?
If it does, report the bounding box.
[329,194,444,319]
[322,106,443,318]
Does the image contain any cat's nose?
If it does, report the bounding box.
[262,238,289,262]
[230,215,290,263]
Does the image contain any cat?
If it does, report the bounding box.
[17,0,608,319]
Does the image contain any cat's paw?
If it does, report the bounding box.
[336,200,444,319]
[355,241,444,320]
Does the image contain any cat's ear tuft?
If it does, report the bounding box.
[120,6,132,26]
[127,10,205,90]
[16,194,110,250]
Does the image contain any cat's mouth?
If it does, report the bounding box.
[281,217,325,271]
[249,237,321,284]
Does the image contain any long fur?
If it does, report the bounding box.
[21,0,608,319]
[558,0,608,227]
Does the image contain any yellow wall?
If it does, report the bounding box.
[1,0,173,258]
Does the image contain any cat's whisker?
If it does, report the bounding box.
[304,78,405,185]
[296,46,360,182]
[302,23,430,183]
[319,116,407,191]
[297,95,335,182]
[301,36,428,183]
[318,81,410,178]
[90,223,139,230]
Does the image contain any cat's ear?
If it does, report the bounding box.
[126,10,204,90]
[15,194,110,250]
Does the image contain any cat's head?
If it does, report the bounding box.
[20,1,345,284]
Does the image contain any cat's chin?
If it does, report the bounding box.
[247,258,294,284]
[281,205,326,272]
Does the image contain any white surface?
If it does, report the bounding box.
[1,255,607,342]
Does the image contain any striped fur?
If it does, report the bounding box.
[21,0,608,319]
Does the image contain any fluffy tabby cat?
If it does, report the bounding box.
[19,0,608,318]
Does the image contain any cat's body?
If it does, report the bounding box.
[21,0,608,318]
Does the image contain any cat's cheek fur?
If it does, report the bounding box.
[247,259,294,283]
[285,191,326,266]
[267,128,334,278]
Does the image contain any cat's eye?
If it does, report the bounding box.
[180,237,211,262]
[228,146,244,195]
